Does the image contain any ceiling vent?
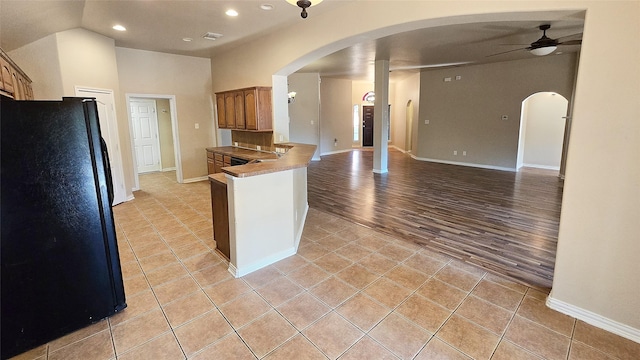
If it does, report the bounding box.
[202,32,223,40]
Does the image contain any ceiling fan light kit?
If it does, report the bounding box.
[286,0,323,18]
[530,46,557,56]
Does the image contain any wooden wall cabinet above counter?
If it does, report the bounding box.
[1,48,34,100]
[215,86,272,132]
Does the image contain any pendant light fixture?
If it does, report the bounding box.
[286,0,323,18]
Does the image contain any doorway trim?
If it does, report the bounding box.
[125,93,182,190]
[75,86,129,205]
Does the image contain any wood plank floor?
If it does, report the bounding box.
[307,149,564,289]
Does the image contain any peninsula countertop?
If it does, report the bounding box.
[207,143,317,178]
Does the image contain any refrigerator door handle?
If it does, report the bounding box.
[100,137,114,205]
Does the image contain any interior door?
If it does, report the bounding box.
[75,87,127,206]
[130,100,162,173]
[362,105,374,147]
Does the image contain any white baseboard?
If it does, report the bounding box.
[546,296,640,344]
[162,167,177,172]
[410,155,516,172]
[389,145,408,153]
[320,148,354,156]
[522,163,560,171]
[229,247,297,278]
[183,176,208,183]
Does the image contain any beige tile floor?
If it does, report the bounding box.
[13,171,640,360]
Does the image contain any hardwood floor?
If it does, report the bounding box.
[307,149,564,289]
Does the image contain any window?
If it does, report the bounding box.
[353,105,359,142]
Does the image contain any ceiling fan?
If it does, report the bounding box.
[488,24,582,57]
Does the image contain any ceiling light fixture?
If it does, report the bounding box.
[225,9,238,17]
[112,25,126,31]
[530,46,557,56]
[260,4,274,11]
[203,32,223,40]
[286,0,323,18]
[182,38,193,42]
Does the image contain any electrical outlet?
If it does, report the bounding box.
[453,150,457,156]
[234,142,238,146]
[256,145,261,151]
[194,123,199,129]
[424,119,430,125]
[463,151,467,156]
[455,75,462,80]
[444,77,452,82]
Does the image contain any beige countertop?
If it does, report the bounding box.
[207,143,317,179]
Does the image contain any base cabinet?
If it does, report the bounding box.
[209,176,230,260]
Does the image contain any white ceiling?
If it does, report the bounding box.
[0,0,584,82]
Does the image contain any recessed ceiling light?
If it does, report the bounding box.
[182,38,193,42]
[225,9,238,16]
[112,25,126,31]
[261,4,274,10]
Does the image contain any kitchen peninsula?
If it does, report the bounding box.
[208,143,316,277]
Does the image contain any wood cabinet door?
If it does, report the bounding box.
[207,158,215,175]
[234,91,245,129]
[224,93,236,129]
[1,57,14,96]
[244,89,257,130]
[216,94,226,128]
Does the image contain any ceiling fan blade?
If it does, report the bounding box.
[555,32,583,42]
[486,47,529,57]
[558,39,582,46]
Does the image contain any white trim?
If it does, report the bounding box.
[522,163,561,171]
[410,155,516,172]
[320,149,354,156]
[389,145,407,153]
[229,247,297,278]
[183,176,208,183]
[294,204,310,251]
[546,296,640,344]
[162,167,177,172]
[125,93,183,186]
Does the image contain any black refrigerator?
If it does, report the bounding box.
[1,96,127,359]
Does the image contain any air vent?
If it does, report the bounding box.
[202,32,223,40]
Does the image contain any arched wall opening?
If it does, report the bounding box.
[517,92,569,172]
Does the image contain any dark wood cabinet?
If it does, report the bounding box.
[215,86,272,131]
[210,176,230,260]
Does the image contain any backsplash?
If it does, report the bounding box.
[231,131,274,151]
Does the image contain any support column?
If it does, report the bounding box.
[373,59,389,174]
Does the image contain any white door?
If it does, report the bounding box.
[130,100,161,173]
[75,87,127,206]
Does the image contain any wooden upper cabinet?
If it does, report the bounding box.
[244,87,272,131]
[234,91,245,129]
[1,48,33,99]
[216,93,227,128]
[224,92,236,129]
[215,86,272,132]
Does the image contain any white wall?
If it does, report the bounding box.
[521,92,568,169]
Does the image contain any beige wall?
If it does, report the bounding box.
[8,34,63,100]
[549,1,640,332]
[209,0,640,337]
[521,93,568,169]
[391,74,421,151]
[115,47,214,181]
[288,73,321,160]
[417,54,576,169]
[155,99,176,170]
[319,78,352,154]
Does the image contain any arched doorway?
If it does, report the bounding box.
[517,92,568,172]
[405,100,414,153]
